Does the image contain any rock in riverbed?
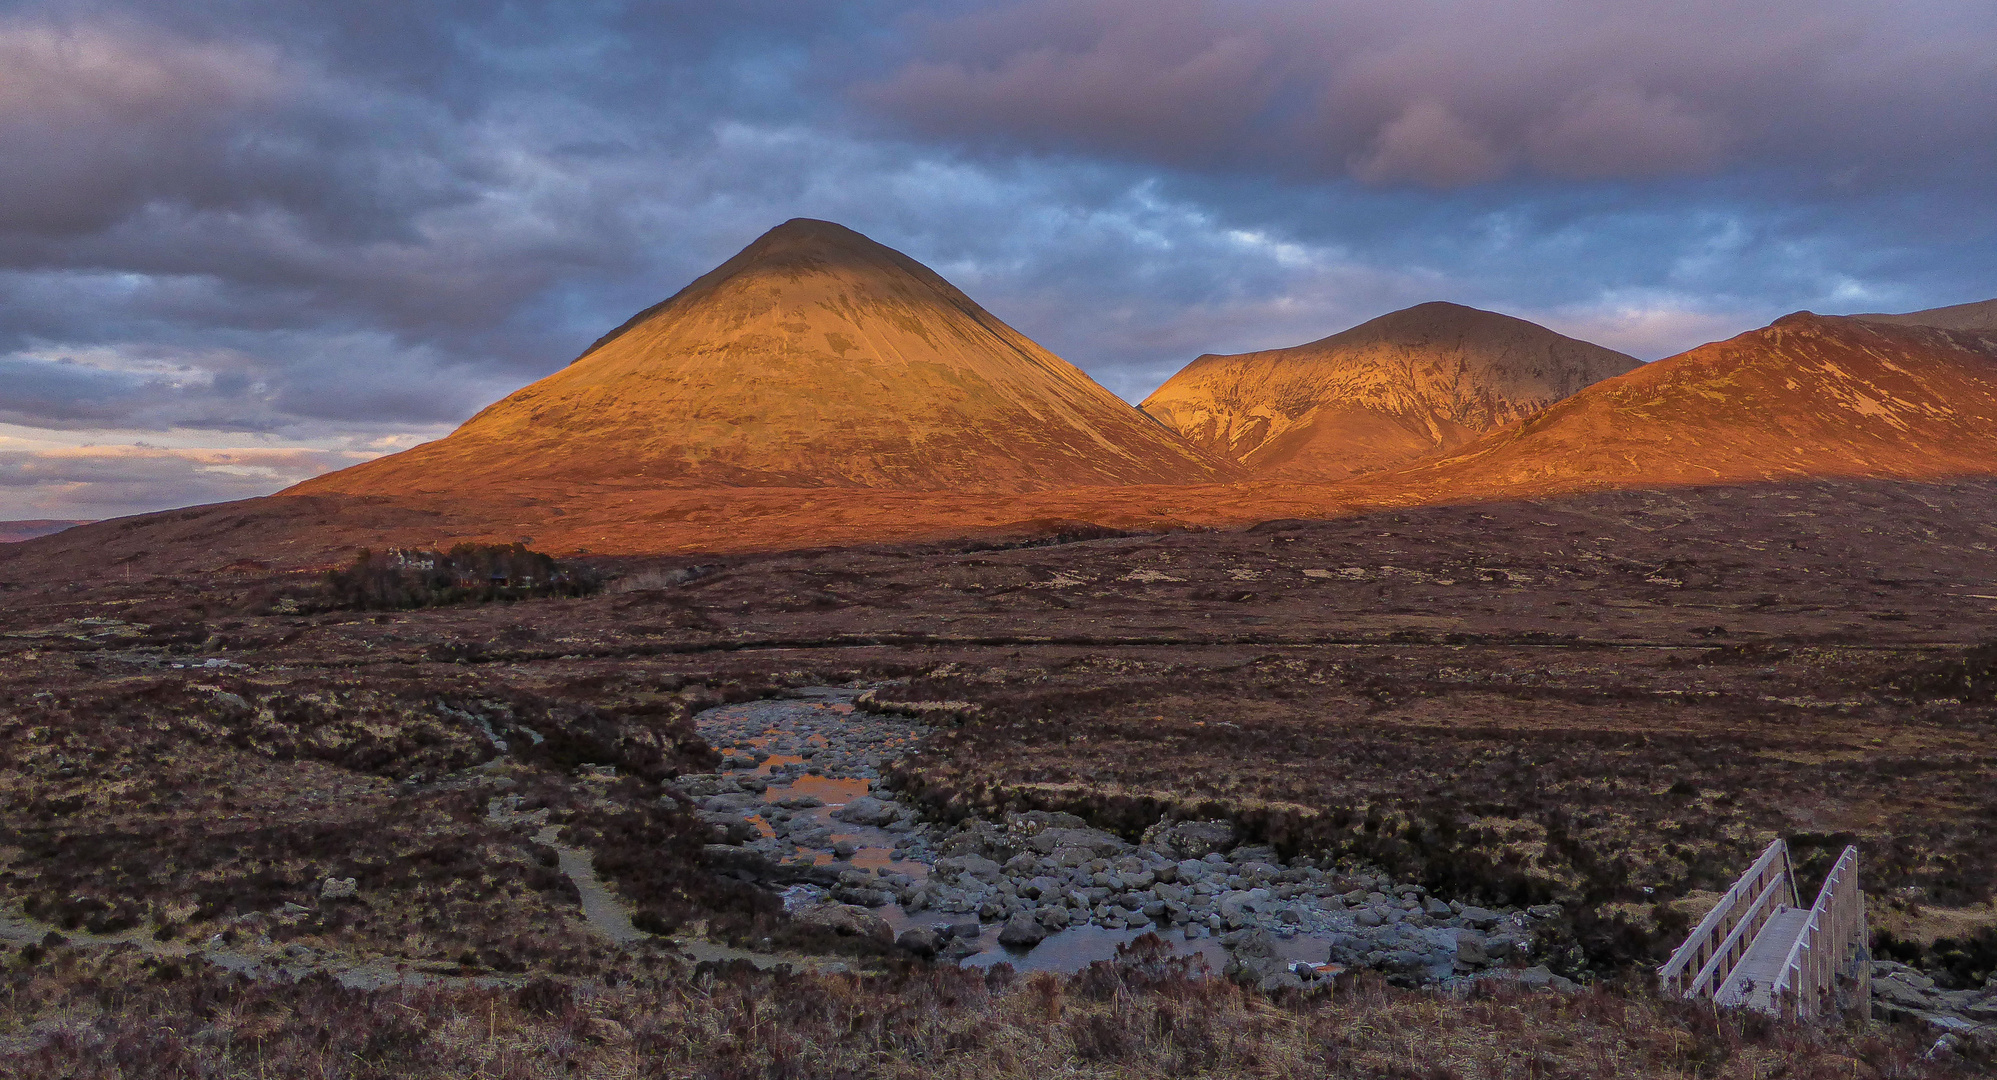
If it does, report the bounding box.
[794,902,893,944]
[997,912,1047,947]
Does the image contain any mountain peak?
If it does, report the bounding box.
[1141,302,1638,480]
[752,216,885,252]
[573,218,938,364]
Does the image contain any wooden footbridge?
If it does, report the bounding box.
[1658,839,1870,1020]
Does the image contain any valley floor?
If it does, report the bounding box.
[3,479,1996,1074]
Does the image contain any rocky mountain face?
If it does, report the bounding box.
[295,219,1235,497]
[1375,313,1997,497]
[1139,302,1639,481]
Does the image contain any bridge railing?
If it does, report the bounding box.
[1767,845,1869,1021]
[1658,838,1799,1000]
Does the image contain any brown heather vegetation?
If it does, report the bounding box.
[6,480,1997,1068]
[0,942,1983,1078]
[878,642,1997,974]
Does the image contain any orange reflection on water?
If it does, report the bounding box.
[782,775,870,804]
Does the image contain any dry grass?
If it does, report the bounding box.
[0,943,1981,1079]
[875,646,1997,975]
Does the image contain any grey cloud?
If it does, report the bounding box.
[0,445,366,519]
[0,355,155,424]
[0,17,289,235]
[859,0,1997,189]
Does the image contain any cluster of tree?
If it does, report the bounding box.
[325,543,599,609]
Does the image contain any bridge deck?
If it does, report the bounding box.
[1721,907,1811,1010]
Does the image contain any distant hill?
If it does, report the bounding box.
[1366,313,1997,498]
[1140,302,1638,481]
[294,219,1235,497]
[1852,296,1997,333]
[0,520,90,544]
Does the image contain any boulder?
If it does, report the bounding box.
[702,845,776,874]
[1026,828,1128,857]
[794,902,893,944]
[320,877,358,901]
[1143,821,1234,859]
[1457,906,1503,929]
[697,812,759,844]
[1512,965,1581,993]
[1220,928,1283,981]
[939,936,983,960]
[896,927,940,956]
[1256,971,1306,993]
[831,796,897,826]
[1452,930,1491,970]
[1001,852,1040,875]
[830,885,891,907]
[936,854,1004,883]
[1218,890,1253,918]
[1019,875,1065,900]
[997,912,1047,948]
[1875,978,1937,1011]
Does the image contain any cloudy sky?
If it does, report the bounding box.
[2,0,1994,520]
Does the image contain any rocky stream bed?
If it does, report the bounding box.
[679,686,1574,993]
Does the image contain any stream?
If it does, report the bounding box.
[680,686,1447,979]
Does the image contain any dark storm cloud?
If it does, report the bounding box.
[0,0,1992,518]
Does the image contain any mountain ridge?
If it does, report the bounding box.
[1852,296,1997,333]
[1362,312,1997,498]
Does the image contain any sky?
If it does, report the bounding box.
[2,1,1994,521]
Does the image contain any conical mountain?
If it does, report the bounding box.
[295,219,1235,497]
[1139,302,1639,481]
[1374,313,1997,496]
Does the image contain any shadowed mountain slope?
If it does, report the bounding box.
[0,520,89,544]
[295,219,1234,497]
[1139,302,1639,481]
[1853,296,1997,333]
[1371,313,1997,498]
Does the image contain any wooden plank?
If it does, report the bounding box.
[1718,907,1810,1010]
